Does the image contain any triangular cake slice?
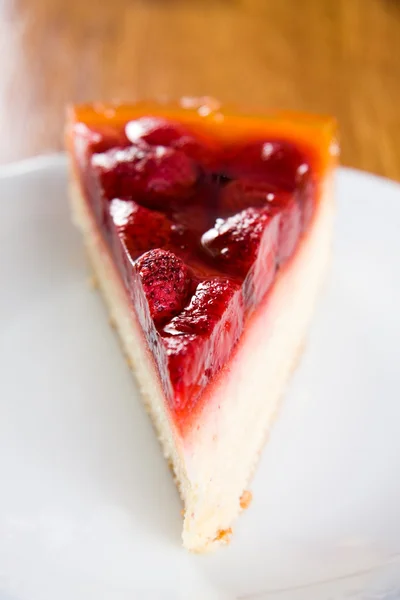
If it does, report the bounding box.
[66,98,337,552]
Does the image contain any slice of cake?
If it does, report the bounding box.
[66,98,337,552]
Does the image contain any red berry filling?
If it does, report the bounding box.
[74,116,318,425]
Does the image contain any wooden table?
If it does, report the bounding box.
[0,0,399,179]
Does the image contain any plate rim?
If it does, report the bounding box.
[0,153,66,179]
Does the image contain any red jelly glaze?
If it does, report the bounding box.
[75,116,318,428]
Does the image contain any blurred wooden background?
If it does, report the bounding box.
[0,0,399,178]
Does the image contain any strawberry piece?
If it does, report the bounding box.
[164,278,241,336]
[109,199,173,259]
[92,144,147,199]
[249,184,303,265]
[110,199,196,259]
[222,140,309,192]
[73,123,129,158]
[163,278,244,411]
[201,207,278,279]
[296,171,315,231]
[92,144,198,208]
[136,249,191,326]
[126,117,190,147]
[248,214,280,306]
[144,147,198,200]
[125,116,218,166]
[274,196,302,264]
[219,179,302,265]
[219,179,285,213]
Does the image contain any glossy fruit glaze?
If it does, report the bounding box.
[69,103,332,431]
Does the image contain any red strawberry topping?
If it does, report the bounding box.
[73,116,317,424]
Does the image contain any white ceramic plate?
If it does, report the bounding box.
[1,155,400,600]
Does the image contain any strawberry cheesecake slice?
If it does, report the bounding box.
[66,98,337,552]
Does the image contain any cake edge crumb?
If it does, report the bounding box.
[239,490,253,510]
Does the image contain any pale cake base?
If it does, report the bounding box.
[70,173,334,552]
